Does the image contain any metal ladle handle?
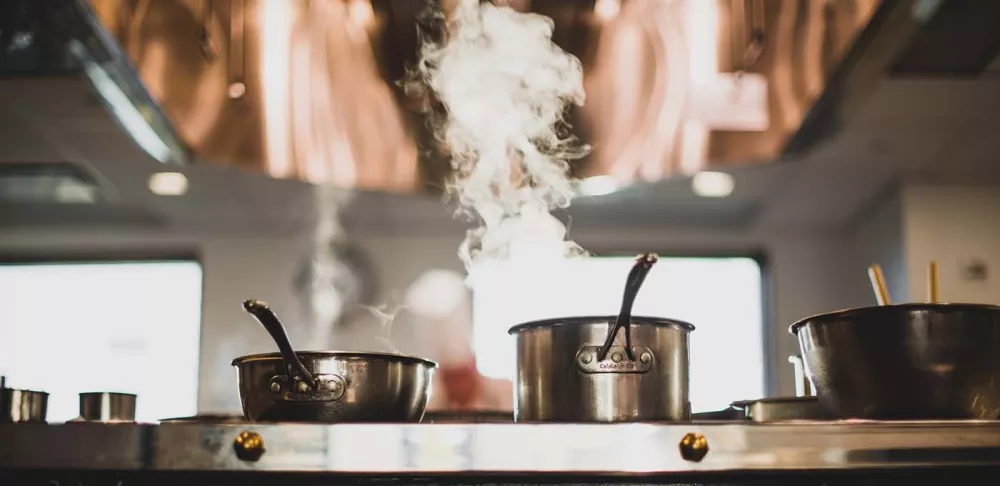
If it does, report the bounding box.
[597,253,658,362]
[243,299,316,387]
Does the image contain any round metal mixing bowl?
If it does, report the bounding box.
[233,351,436,423]
[790,303,1000,420]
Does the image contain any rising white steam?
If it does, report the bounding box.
[306,183,353,348]
[410,0,590,271]
[356,299,407,353]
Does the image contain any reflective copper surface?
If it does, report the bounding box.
[71,0,880,191]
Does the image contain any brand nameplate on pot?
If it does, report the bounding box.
[575,346,655,374]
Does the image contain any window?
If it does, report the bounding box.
[471,255,764,413]
[0,259,203,422]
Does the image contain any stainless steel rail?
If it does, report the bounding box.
[2,421,1000,473]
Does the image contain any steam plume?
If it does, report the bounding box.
[306,183,353,348]
[409,0,590,271]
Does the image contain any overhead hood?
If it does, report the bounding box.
[2,0,891,193]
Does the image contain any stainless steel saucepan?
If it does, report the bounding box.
[509,315,694,422]
[508,254,695,422]
[791,303,1000,420]
[234,300,437,423]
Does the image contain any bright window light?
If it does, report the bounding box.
[471,255,764,413]
[0,260,203,422]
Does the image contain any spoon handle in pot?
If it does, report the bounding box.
[598,253,658,362]
[242,299,317,386]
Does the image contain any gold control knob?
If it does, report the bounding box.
[678,432,709,462]
[233,431,266,462]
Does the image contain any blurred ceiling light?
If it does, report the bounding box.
[691,171,734,198]
[347,0,375,30]
[578,175,620,196]
[594,0,621,22]
[148,172,188,196]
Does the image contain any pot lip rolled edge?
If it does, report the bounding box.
[507,315,696,335]
[231,351,438,368]
[788,302,1000,336]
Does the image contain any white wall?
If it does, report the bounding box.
[902,184,1000,305]
[850,190,908,303]
[0,224,869,414]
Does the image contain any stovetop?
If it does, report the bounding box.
[3,419,1000,474]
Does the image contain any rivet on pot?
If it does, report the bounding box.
[269,382,281,393]
[295,381,309,393]
[580,353,593,364]
[327,380,341,392]
[640,352,652,364]
[679,432,709,462]
[611,352,623,363]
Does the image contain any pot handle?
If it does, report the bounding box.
[243,300,317,387]
[268,373,347,402]
[598,253,658,362]
[576,345,656,374]
[788,355,813,397]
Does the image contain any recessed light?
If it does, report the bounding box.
[594,0,621,22]
[691,171,734,198]
[148,172,188,196]
[578,175,620,197]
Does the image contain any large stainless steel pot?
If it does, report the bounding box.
[508,315,694,422]
[232,351,436,423]
[791,303,1000,420]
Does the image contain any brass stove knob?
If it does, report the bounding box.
[233,431,266,462]
[679,432,709,462]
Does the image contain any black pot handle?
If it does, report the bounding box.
[597,253,658,362]
[243,299,317,387]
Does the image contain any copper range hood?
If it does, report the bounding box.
[58,0,882,193]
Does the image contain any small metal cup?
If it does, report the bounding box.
[1,388,49,423]
[79,392,137,422]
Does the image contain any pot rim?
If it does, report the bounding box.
[507,315,696,335]
[230,351,438,368]
[1,388,49,396]
[79,392,137,398]
[788,302,1000,335]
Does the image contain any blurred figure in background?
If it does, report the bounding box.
[405,270,512,411]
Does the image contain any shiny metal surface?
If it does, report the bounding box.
[0,388,48,423]
[4,421,1000,472]
[733,396,831,422]
[422,410,514,423]
[509,316,693,422]
[78,392,137,422]
[232,351,436,423]
[61,0,881,189]
[791,303,1000,420]
[159,414,246,424]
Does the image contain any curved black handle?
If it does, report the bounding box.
[597,253,658,362]
[242,299,316,387]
